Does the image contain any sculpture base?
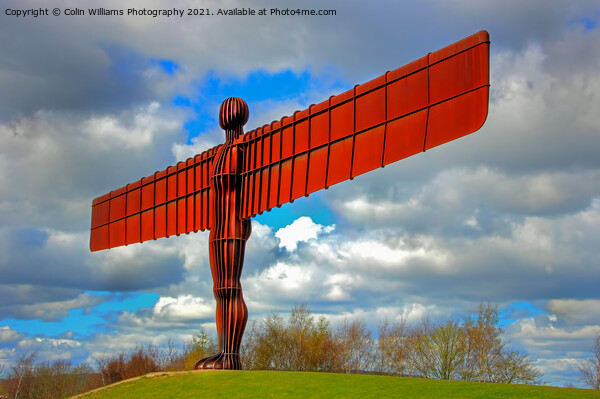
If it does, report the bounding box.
[194,352,242,370]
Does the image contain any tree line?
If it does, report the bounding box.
[0,302,562,398]
[0,353,100,399]
[239,303,542,384]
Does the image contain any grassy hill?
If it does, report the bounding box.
[72,370,600,399]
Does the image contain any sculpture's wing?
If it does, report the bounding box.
[89,145,220,251]
[238,31,490,219]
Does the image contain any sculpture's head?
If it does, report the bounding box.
[219,97,249,131]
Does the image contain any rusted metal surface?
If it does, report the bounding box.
[239,30,489,218]
[89,147,217,251]
[194,97,251,370]
[90,31,490,370]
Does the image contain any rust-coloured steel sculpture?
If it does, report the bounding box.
[90,31,490,370]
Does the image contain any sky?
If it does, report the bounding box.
[1,0,600,388]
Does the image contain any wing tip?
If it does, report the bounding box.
[477,30,490,43]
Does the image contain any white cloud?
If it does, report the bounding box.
[275,216,335,251]
[85,102,177,149]
[172,129,222,162]
[504,312,600,387]
[153,295,214,322]
[15,336,84,363]
[545,299,600,326]
[248,261,312,292]
[339,239,448,269]
[0,326,24,343]
[324,274,356,301]
[325,285,350,301]
[0,104,186,232]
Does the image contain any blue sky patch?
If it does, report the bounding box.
[196,68,313,103]
[92,291,160,314]
[175,67,349,143]
[12,227,49,248]
[3,309,105,338]
[499,301,549,327]
[173,95,192,107]
[0,292,160,338]
[570,16,598,31]
[152,59,180,75]
[255,191,336,230]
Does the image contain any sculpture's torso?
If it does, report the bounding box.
[209,140,252,288]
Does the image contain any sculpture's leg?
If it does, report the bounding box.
[195,227,250,370]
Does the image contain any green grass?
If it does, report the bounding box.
[73,371,600,399]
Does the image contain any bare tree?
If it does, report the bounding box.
[461,303,541,384]
[162,339,185,371]
[436,320,468,380]
[406,319,434,378]
[287,304,315,371]
[310,316,339,372]
[492,350,541,384]
[409,320,467,380]
[335,319,374,374]
[286,305,341,372]
[95,351,126,385]
[240,320,259,369]
[123,344,162,379]
[578,334,600,390]
[8,352,36,399]
[376,318,408,375]
[248,312,288,370]
[463,303,503,382]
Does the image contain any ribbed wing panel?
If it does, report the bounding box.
[89,146,220,251]
[90,31,490,248]
[239,31,490,219]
